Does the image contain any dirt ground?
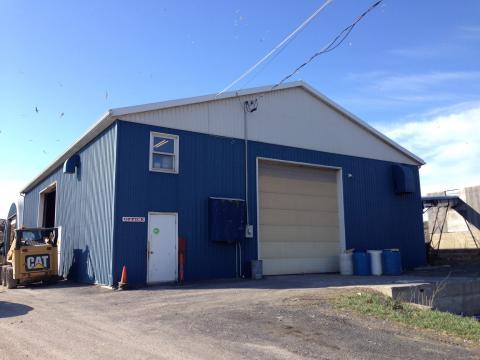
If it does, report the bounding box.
[0,275,479,360]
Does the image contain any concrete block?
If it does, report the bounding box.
[385,279,480,315]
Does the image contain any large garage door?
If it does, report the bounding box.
[259,161,341,275]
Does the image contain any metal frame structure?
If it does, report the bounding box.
[422,195,480,254]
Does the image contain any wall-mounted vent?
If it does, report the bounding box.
[392,165,415,194]
[208,197,245,244]
[63,154,81,174]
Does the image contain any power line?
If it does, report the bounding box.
[216,0,334,97]
[272,0,384,89]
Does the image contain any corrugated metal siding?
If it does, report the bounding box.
[247,142,426,272]
[119,87,418,165]
[112,121,245,285]
[22,124,117,285]
[113,121,425,286]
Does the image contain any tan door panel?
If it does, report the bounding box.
[259,161,341,275]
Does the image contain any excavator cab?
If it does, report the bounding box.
[1,227,59,289]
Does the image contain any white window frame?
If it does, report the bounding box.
[149,132,179,174]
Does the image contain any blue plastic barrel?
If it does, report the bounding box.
[382,249,402,275]
[353,252,371,275]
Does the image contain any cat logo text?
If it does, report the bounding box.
[25,255,50,272]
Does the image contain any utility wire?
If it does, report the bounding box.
[216,0,334,97]
[272,0,384,89]
[240,26,308,89]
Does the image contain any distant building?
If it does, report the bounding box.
[426,186,480,249]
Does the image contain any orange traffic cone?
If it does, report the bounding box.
[118,265,128,290]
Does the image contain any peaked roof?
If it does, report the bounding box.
[21,81,424,193]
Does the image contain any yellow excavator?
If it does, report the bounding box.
[1,227,59,289]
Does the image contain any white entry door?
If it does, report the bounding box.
[147,213,178,284]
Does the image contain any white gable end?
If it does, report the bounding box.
[22,82,422,193]
[119,86,418,165]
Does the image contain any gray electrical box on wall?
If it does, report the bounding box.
[245,225,253,238]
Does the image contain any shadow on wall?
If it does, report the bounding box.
[67,246,95,283]
[76,162,82,181]
[0,301,33,318]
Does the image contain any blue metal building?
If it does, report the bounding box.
[19,82,426,287]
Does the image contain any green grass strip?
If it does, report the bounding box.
[334,291,480,342]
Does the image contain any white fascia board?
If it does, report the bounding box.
[21,111,114,193]
[110,82,303,117]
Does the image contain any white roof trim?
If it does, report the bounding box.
[110,82,303,116]
[21,81,424,193]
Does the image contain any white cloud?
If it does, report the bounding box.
[344,70,389,82]
[458,25,480,40]
[378,105,480,194]
[340,70,480,113]
[389,45,443,58]
[371,71,480,93]
[402,100,480,120]
[389,26,480,58]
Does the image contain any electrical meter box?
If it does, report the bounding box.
[208,197,246,244]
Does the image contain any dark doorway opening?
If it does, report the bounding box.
[42,187,56,228]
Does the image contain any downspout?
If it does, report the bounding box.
[244,103,250,231]
[241,99,258,277]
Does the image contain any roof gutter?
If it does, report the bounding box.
[20,111,113,194]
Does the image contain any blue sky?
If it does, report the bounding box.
[1,0,480,215]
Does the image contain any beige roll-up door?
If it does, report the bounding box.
[258,161,341,275]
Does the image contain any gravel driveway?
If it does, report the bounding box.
[0,275,478,360]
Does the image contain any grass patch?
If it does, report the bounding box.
[335,290,480,342]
